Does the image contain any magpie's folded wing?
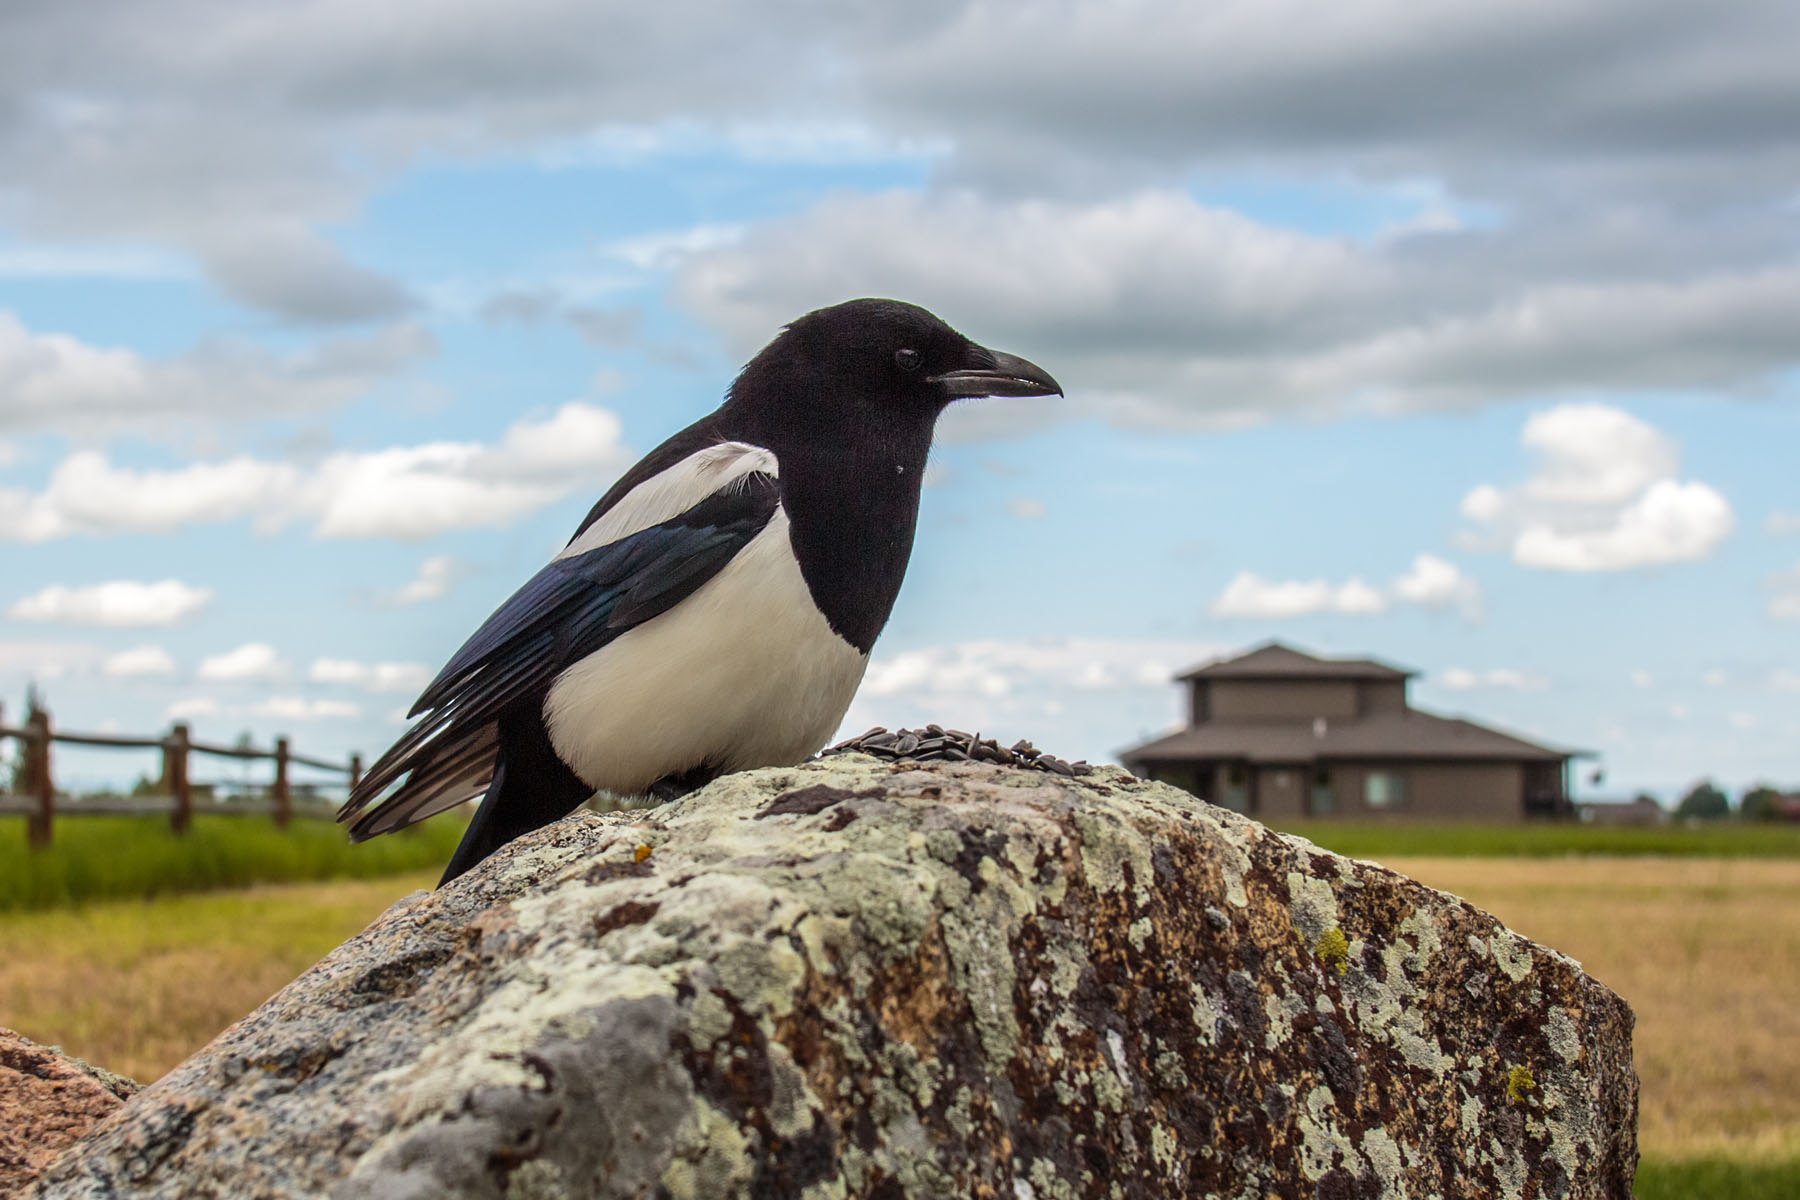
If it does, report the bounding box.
[338,471,780,839]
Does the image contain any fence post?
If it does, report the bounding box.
[349,752,363,791]
[167,722,192,836]
[25,704,53,851]
[272,736,291,828]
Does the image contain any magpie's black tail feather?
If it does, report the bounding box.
[439,706,593,886]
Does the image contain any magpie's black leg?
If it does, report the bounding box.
[644,763,723,804]
[439,705,593,886]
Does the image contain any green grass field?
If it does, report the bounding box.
[0,813,465,911]
[1270,818,1800,860]
[1633,1157,1800,1200]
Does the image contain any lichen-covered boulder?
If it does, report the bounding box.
[33,758,1636,1199]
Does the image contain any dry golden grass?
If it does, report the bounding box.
[1384,856,1800,1164]
[0,872,434,1082]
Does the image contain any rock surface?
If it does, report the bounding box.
[33,758,1636,1199]
[1,1028,138,1197]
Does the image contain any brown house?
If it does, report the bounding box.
[1120,642,1577,822]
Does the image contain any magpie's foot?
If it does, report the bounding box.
[644,764,721,804]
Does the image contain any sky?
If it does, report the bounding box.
[1,0,1797,802]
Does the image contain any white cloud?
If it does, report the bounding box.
[382,554,463,606]
[103,644,177,678]
[308,658,431,694]
[0,402,629,542]
[678,186,1800,428]
[7,579,213,626]
[300,444,557,541]
[0,311,432,436]
[252,696,362,721]
[1728,712,1759,731]
[1630,669,1654,689]
[1390,553,1482,620]
[1460,403,1734,572]
[1519,404,1678,505]
[165,697,221,720]
[845,636,1227,758]
[1763,511,1800,536]
[1703,669,1728,688]
[1771,668,1800,693]
[861,637,1219,702]
[0,0,1792,394]
[0,453,300,541]
[1006,497,1047,520]
[1209,553,1482,620]
[197,642,289,682]
[0,640,102,680]
[602,223,746,272]
[1210,572,1387,618]
[1438,667,1550,692]
[1510,481,1735,572]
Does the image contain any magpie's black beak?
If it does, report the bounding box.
[930,344,1062,399]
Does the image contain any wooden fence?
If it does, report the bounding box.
[0,701,362,850]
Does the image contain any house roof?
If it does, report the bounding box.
[1174,641,1413,683]
[1119,709,1575,766]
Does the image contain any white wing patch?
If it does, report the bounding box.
[558,441,779,560]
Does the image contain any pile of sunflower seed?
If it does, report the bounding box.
[818,725,1094,777]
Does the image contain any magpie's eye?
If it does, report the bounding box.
[894,348,922,373]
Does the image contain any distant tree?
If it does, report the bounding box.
[1740,784,1786,822]
[1676,780,1730,820]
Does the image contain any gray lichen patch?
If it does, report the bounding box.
[1286,869,1340,945]
[1548,1006,1584,1065]
[1491,927,1537,983]
[29,758,1639,1200]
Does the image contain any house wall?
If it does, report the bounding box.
[1328,761,1525,821]
[1142,757,1539,822]
[1356,680,1409,715]
[1188,683,1210,727]
[1252,765,1307,822]
[1208,679,1359,722]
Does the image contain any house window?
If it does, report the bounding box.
[1364,770,1407,810]
[1221,763,1250,813]
[1309,768,1335,816]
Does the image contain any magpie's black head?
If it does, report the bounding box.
[725,298,1061,440]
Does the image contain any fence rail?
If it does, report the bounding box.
[0,701,362,850]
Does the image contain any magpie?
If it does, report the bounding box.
[338,299,1061,884]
